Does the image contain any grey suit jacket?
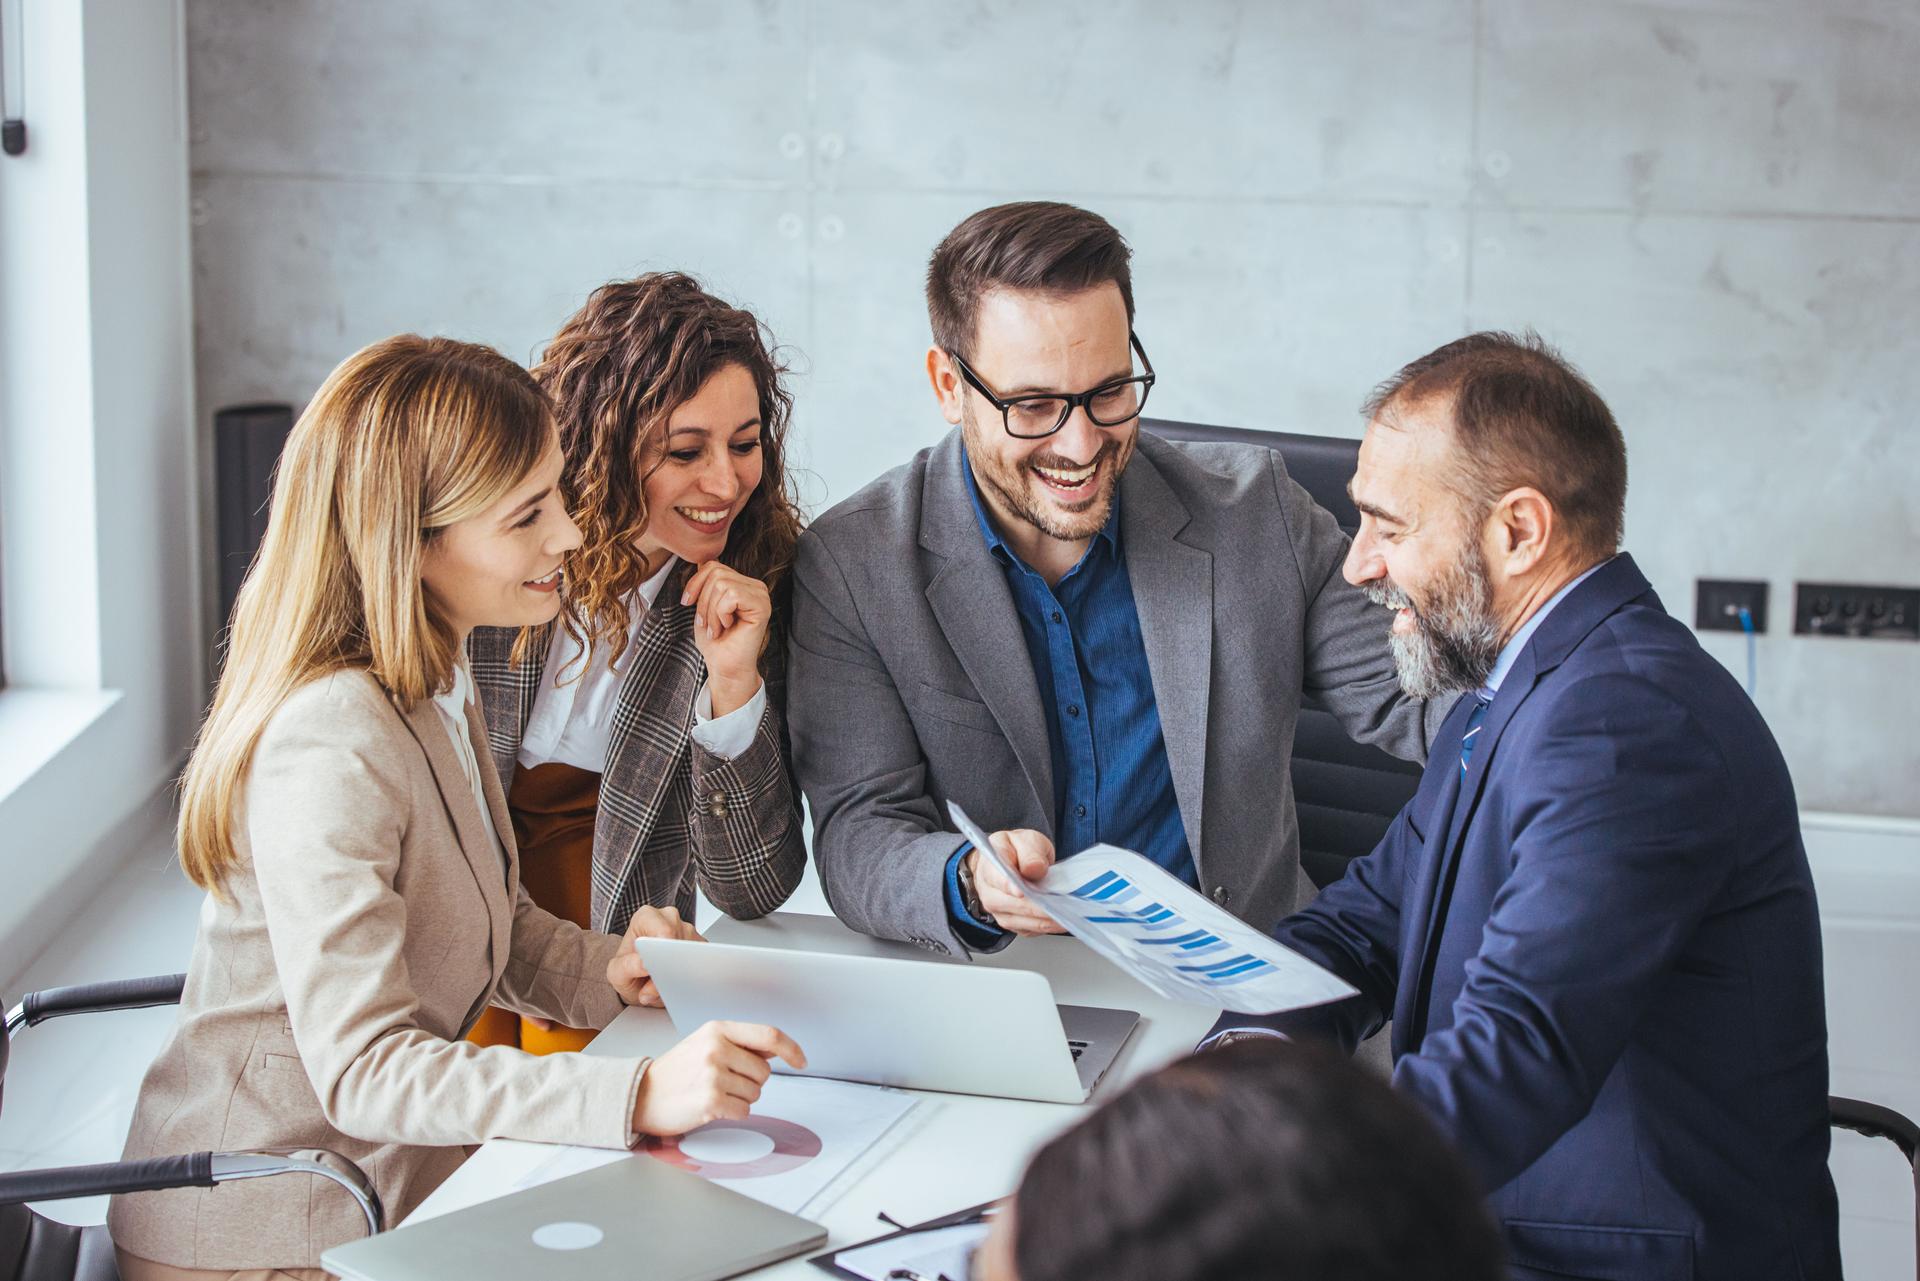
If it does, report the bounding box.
[109,671,641,1271]
[788,428,1437,958]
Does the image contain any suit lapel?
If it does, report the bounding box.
[1397,554,1660,1050]
[1393,693,1475,1048]
[919,434,1055,825]
[597,566,702,927]
[390,689,512,991]
[1421,554,1659,918]
[1117,448,1213,869]
[467,623,544,784]
[1403,652,1541,1051]
[467,693,522,909]
[924,560,1054,824]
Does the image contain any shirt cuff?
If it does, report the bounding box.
[623,1055,654,1147]
[691,679,765,761]
[1197,1027,1289,1052]
[944,842,1008,951]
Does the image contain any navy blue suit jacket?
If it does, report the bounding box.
[1223,555,1839,1281]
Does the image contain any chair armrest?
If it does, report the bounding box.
[1831,1095,1920,1164]
[211,1149,383,1235]
[0,1147,382,1238]
[5,975,187,1034]
[0,1154,213,1204]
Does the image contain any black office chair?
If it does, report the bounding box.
[1142,417,1424,890]
[1832,1096,1920,1276]
[1146,416,1920,1275]
[0,976,381,1281]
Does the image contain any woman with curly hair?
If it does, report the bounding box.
[467,273,808,1053]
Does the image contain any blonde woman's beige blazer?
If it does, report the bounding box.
[108,670,643,1272]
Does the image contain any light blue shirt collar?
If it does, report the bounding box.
[1479,558,1612,700]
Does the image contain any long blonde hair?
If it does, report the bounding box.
[178,335,551,891]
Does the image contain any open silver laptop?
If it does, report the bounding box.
[322,1156,824,1281]
[634,937,1140,1104]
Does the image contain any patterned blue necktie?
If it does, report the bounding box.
[1459,694,1493,774]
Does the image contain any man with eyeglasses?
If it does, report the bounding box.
[787,201,1437,958]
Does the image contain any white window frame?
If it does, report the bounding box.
[0,0,199,987]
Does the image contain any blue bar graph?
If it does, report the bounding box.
[1064,868,1281,989]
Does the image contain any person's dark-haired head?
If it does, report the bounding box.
[976,1039,1505,1281]
[925,201,1135,364]
[1363,331,1627,562]
[923,202,1151,581]
[1344,330,1629,699]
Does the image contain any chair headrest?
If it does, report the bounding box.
[1141,418,1362,534]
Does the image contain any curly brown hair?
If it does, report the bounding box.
[535,272,804,668]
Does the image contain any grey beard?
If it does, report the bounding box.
[1363,548,1503,700]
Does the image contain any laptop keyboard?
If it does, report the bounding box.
[1068,1039,1089,1062]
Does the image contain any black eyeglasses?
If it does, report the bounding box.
[949,332,1156,439]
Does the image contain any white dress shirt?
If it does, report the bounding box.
[517,556,765,773]
[431,659,507,872]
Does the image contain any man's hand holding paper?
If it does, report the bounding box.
[949,802,1357,1016]
[967,829,1069,936]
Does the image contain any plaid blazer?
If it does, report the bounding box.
[468,563,806,933]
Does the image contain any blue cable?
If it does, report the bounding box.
[1736,606,1757,696]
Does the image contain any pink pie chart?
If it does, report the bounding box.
[642,1115,823,1178]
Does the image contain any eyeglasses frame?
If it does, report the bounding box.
[947,331,1157,439]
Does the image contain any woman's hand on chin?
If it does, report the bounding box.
[608,904,704,1008]
[682,561,771,716]
[630,1020,807,1136]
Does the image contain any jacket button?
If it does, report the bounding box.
[707,800,728,818]
[1212,885,1232,906]
[708,791,725,805]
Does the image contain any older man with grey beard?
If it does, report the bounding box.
[1210,332,1838,1281]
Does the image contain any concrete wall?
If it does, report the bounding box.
[184,0,1919,815]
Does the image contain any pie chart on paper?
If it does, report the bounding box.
[643,1116,824,1179]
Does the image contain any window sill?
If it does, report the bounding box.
[0,688,124,805]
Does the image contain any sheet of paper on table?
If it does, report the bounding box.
[509,1074,924,1219]
[830,1222,992,1281]
[950,801,1358,1015]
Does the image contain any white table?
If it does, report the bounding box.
[410,912,1220,1276]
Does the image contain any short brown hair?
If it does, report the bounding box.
[925,201,1134,361]
[536,272,804,669]
[1365,331,1628,558]
[1012,1040,1506,1281]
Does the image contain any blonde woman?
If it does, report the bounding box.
[108,337,803,1280]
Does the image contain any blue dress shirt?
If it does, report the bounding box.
[944,454,1195,944]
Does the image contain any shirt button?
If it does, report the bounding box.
[1066,704,1080,717]
[1074,804,1088,819]
[1212,885,1232,906]
[1050,610,1063,624]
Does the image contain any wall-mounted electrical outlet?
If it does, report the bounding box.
[1794,582,1919,640]
[1695,579,1769,633]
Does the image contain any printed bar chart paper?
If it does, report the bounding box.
[950,802,1358,1015]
